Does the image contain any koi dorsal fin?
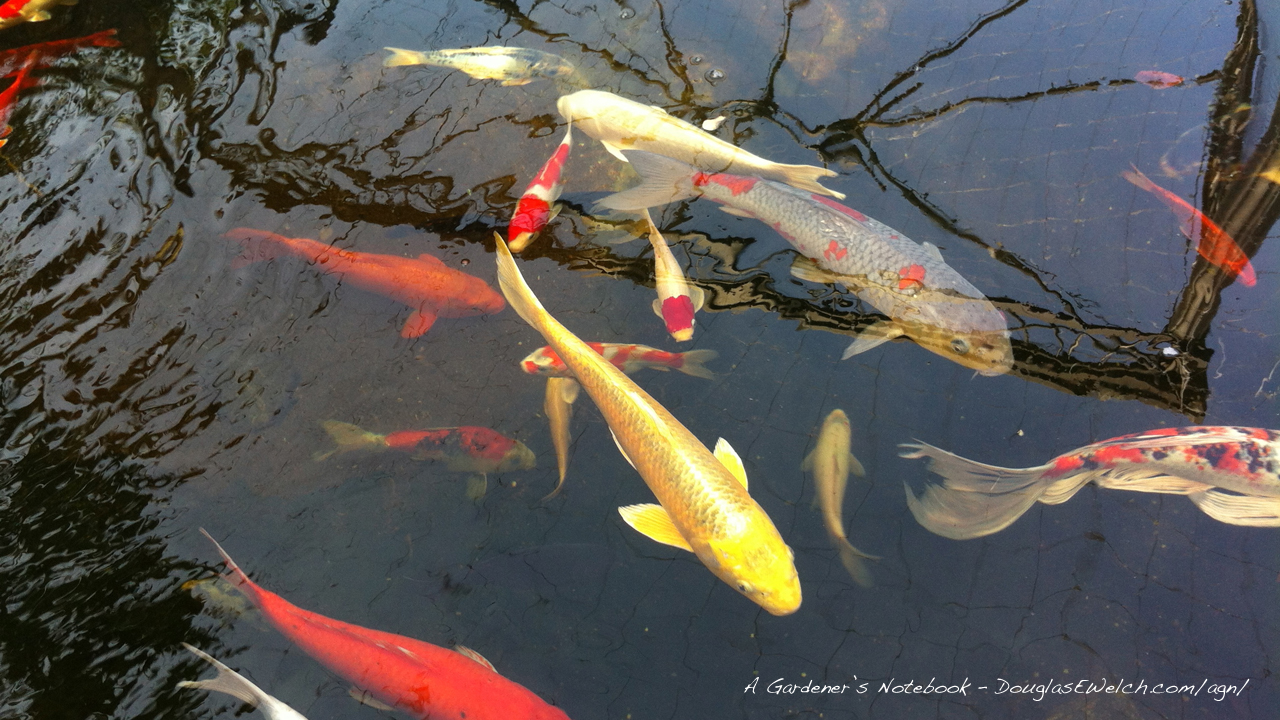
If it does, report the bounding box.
[618,504,693,552]
[713,438,748,490]
[456,645,497,672]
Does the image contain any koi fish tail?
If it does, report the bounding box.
[493,232,554,334]
[898,442,1077,540]
[772,162,845,200]
[382,47,433,67]
[1119,164,1159,193]
[177,644,264,708]
[198,528,254,592]
[222,228,290,269]
[595,151,702,211]
[833,536,878,588]
[314,420,386,461]
[675,348,718,379]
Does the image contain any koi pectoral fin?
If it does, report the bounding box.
[713,438,747,490]
[1188,490,1280,526]
[349,687,397,711]
[455,645,497,672]
[401,308,438,337]
[618,504,694,551]
[842,321,905,360]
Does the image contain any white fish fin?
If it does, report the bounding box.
[701,115,727,131]
[800,447,815,473]
[465,473,488,501]
[650,297,664,319]
[903,480,1045,540]
[921,241,944,261]
[789,256,849,284]
[499,78,534,86]
[688,285,706,312]
[349,687,397,711]
[1188,490,1280,526]
[547,203,563,222]
[898,441,1055,494]
[675,348,718,379]
[841,321,905,360]
[618,504,694,551]
[383,47,429,67]
[848,453,866,477]
[718,206,754,218]
[835,537,878,588]
[30,10,52,21]
[610,428,636,469]
[601,140,630,162]
[177,644,262,708]
[595,151,700,211]
[1090,470,1211,496]
[713,438,748,490]
[455,645,497,672]
[557,378,580,404]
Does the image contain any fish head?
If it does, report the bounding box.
[520,346,562,375]
[703,532,802,616]
[924,329,1014,377]
[495,440,537,472]
[466,280,507,315]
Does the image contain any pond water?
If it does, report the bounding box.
[0,0,1276,718]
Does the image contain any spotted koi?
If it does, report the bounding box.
[520,342,717,380]
[901,426,1280,539]
[315,420,535,474]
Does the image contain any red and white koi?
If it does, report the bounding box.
[315,420,535,474]
[521,342,717,380]
[598,150,1013,376]
[1121,165,1256,287]
[198,531,573,720]
[641,209,704,342]
[509,123,572,252]
[901,426,1280,539]
[0,57,39,148]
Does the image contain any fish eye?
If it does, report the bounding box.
[950,338,970,355]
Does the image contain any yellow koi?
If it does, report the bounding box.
[494,232,802,615]
[802,409,878,587]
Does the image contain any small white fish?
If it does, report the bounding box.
[641,209,704,342]
[700,115,727,131]
[177,643,309,720]
[383,46,576,86]
[802,409,878,587]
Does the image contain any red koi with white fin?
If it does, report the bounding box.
[197,530,572,720]
[508,124,572,252]
[0,57,38,147]
[641,209,704,342]
[1121,165,1256,286]
[521,342,717,379]
[902,426,1280,539]
[223,228,504,337]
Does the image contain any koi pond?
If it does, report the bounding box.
[1,0,1276,718]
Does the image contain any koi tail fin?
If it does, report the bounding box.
[595,151,701,211]
[675,348,718,379]
[773,162,845,200]
[198,528,254,592]
[834,537,878,588]
[898,442,1079,540]
[493,232,552,332]
[382,47,432,67]
[222,228,290,269]
[1188,490,1280,526]
[176,644,264,708]
[314,420,386,461]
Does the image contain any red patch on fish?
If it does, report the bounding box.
[509,196,551,239]
[1134,70,1183,88]
[812,195,868,221]
[385,429,451,450]
[695,172,756,195]
[457,426,518,461]
[661,295,696,336]
[823,240,848,261]
[1042,454,1085,479]
[1092,444,1146,465]
[898,264,926,290]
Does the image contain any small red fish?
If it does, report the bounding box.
[316,420,536,473]
[1121,166,1256,286]
[508,124,571,252]
[198,530,573,720]
[0,30,120,78]
[0,57,39,148]
[1134,70,1183,88]
[223,228,505,337]
[0,0,77,31]
[521,342,717,379]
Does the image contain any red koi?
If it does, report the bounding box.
[1134,70,1183,89]
[902,426,1280,539]
[1121,165,1256,286]
[0,30,120,78]
[316,420,535,473]
[223,228,504,337]
[520,342,717,379]
[198,530,572,720]
[0,57,38,148]
[508,124,571,252]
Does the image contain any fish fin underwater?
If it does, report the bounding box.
[713,438,748,490]
[842,321,906,360]
[595,151,701,211]
[618,503,695,551]
[348,687,397,711]
[834,537,877,588]
[400,307,438,337]
[176,644,262,708]
[455,645,498,672]
[1188,490,1280,526]
[382,47,430,67]
[674,348,718,379]
[223,228,290,269]
[314,420,385,461]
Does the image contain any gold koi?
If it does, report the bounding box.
[802,409,878,587]
[542,377,579,500]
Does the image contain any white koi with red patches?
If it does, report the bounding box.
[641,209,705,342]
[901,426,1280,539]
[598,151,1013,376]
[509,124,573,252]
[521,342,717,380]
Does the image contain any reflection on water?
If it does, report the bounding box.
[1,0,1277,718]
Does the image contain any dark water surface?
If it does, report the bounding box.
[1,0,1276,718]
